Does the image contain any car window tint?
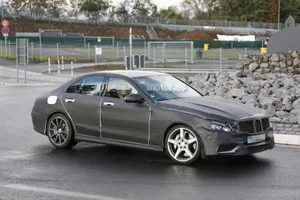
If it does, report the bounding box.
[66,79,82,93]
[106,77,138,99]
[80,76,104,96]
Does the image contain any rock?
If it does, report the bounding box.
[272,88,288,100]
[269,117,281,122]
[292,51,299,58]
[262,55,269,62]
[289,115,298,124]
[260,63,269,69]
[287,60,293,66]
[283,78,295,89]
[274,67,281,72]
[270,53,280,62]
[293,58,299,66]
[241,58,251,65]
[204,73,210,81]
[204,82,215,92]
[281,118,289,123]
[279,53,286,61]
[280,61,287,68]
[288,67,295,73]
[249,62,259,72]
[228,88,245,98]
[236,61,244,69]
[260,97,274,107]
[270,61,280,67]
[260,88,269,96]
[292,98,300,110]
[295,89,300,97]
[275,111,288,118]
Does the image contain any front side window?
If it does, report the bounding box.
[105,77,138,99]
[133,75,201,101]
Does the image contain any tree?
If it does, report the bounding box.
[218,0,266,21]
[114,0,131,22]
[279,0,300,23]
[180,0,219,20]
[158,6,184,19]
[264,0,278,22]
[79,0,112,19]
[131,0,157,16]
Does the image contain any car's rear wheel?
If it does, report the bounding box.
[47,113,77,149]
[165,125,202,165]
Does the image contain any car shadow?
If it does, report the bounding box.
[32,142,274,180]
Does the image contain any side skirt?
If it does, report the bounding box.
[75,134,164,152]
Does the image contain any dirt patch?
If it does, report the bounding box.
[7,17,217,40]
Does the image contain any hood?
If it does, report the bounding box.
[158,96,267,122]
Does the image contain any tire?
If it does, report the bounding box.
[47,113,77,149]
[165,125,202,165]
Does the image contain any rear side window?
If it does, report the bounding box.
[80,76,104,95]
[66,76,104,95]
[66,79,82,93]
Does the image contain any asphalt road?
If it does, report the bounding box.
[1,85,300,200]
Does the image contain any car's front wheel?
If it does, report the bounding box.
[47,113,77,149]
[165,125,202,165]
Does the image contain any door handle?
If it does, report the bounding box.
[103,102,114,106]
[65,98,75,103]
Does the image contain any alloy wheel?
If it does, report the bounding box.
[167,127,199,163]
[48,116,70,146]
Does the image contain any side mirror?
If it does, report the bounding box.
[124,93,144,103]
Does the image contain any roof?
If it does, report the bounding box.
[79,70,168,78]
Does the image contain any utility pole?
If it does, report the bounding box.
[278,0,281,30]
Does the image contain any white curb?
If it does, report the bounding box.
[0,82,57,86]
[274,134,300,146]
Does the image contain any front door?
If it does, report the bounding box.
[61,75,105,138]
[101,76,150,144]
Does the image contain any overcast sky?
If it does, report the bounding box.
[112,0,182,9]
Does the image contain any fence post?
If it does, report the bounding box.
[0,41,2,57]
[5,37,7,57]
[88,42,90,60]
[94,45,97,63]
[57,60,60,75]
[61,56,64,70]
[153,47,156,68]
[117,42,119,60]
[123,46,126,58]
[71,61,73,77]
[220,48,223,72]
[31,42,33,60]
[48,57,51,74]
[185,47,188,69]
[144,41,146,57]
[39,34,42,61]
[56,43,59,61]
[8,41,10,57]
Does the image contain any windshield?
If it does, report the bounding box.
[133,75,202,101]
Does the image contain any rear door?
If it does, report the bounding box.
[61,75,105,138]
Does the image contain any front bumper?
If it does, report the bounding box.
[217,137,275,156]
[202,129,275,156]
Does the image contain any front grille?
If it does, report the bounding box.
[238,118,270,134]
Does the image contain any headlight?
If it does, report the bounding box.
[211,122,232,132]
